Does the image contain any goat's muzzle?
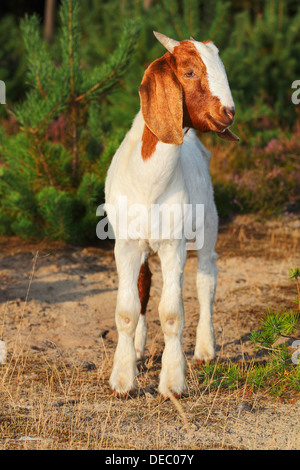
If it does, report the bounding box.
[207,106,235,131]
[222,106,235,125]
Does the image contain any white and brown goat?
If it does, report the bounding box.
[105,31,239,397]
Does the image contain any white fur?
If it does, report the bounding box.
[105,111,218,396]
[134,312,147,361]
[191,40,234,109]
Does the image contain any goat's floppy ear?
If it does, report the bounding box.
[216,128,240,142]
[139,57,183,145]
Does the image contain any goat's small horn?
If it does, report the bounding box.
[153,31,180,53]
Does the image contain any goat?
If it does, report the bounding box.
[105,31,239,397]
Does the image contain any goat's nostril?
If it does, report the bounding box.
[223,106,235,121]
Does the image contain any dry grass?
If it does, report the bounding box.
[0,352,284,449]
[1,322,299,450]
[0,215,300,450]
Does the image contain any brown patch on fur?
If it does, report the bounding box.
[171,41,225,133]
[141,125,159,160]
[139,39,238,157]
[137,259,152,315]
[139,54,183,145]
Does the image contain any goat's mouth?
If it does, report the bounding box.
[207,114,232,132]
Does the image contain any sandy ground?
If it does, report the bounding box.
[0,214,299,450]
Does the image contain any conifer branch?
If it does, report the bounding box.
[0,139,38,176]
[75,68,118,103]
[36,102,60,134]
[37,73,47,98]
[32,133,54,185]
[71,101,79,178]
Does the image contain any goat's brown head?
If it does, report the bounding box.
[139,31,239,146]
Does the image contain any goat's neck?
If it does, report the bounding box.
[123,111,183,203]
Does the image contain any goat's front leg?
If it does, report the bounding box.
[158,241,187,397]
[194,214,218,363]
[194,253,218,363]
[109,239,141,395]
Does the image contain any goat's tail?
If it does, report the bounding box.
[137,258,152,315]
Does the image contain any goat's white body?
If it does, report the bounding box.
[106,111,216,242]
[105,111,218,396]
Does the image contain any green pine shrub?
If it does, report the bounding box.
[197,269,300,398]
[0,0,140,243]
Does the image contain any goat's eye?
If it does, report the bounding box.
[184,71,196,78]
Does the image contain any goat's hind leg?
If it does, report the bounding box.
[109,240,142,396]
[135,256,152,360]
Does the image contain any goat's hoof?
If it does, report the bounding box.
[109,366,137,397]
[192,353,215,366]
[112,390,130,399]
[158,380,187,399]
[160,391,183,401]
[110,383,136,397]
[193,358,208,366]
